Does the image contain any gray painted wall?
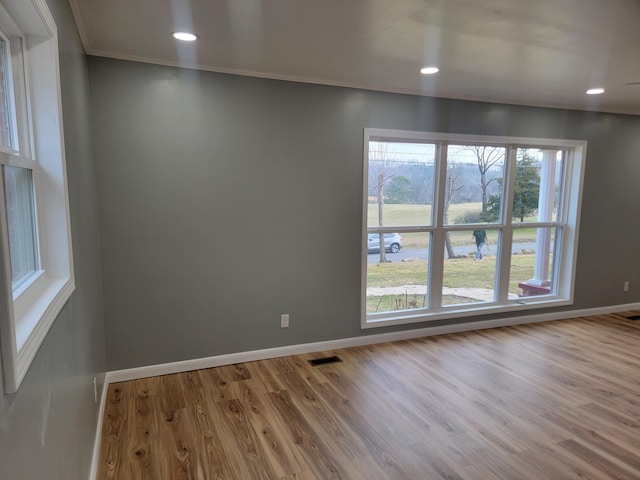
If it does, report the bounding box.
[88,57,640,371]
[0,0,106,478]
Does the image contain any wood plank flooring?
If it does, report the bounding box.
[97,312,640,479]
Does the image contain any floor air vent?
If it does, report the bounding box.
[308,355,342,366]
[625,315,640,321]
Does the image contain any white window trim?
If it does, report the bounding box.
[0,0,74,393]
[361,128,586,329]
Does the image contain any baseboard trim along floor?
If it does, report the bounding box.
[88,300,640,479]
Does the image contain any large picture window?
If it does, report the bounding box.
[362,129,585,328]
[0,0,74,392]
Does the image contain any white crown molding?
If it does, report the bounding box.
[66,0,89,54]
[32,0,56,35]
[82,50,640,117]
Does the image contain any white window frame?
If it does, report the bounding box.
[0,0,74,393]
[362,129,586,329]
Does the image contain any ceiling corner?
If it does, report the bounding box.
[66,0,90,53]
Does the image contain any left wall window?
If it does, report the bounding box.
[3,165,38,289]
[0,0,74,393]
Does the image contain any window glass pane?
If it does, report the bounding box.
[366,233,430,314]
[363,130,584,328]
[510,227,558,298]
[445,145,505,225]
[0,39,14,150]
[3,165,38,288]
[368,141,435,227]
[513,149,565,223]
[442,228,499,305]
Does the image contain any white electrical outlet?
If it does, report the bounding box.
[93,377,98,403]
[624,281,630,292]
[281,314,290,328]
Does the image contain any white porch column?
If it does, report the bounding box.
[528,150,557,286]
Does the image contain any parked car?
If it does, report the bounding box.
[367,233,403,253]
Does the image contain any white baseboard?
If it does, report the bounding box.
[89,376,109,480]
[106,302,640,383]
[89,301,640,479]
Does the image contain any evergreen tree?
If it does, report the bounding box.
[513,155,540,222]
[385,176,413,204]
[481,155,540,222]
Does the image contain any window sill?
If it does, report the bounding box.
[11,276,74,390]
[0,0,74,394]
[363,297,573,329]
[12,269,45,302]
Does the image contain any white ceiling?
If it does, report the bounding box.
[69,0,640,115]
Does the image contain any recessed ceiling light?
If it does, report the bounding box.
[172,32,198,42]
[586,88,605,95]
[420,66,439,75]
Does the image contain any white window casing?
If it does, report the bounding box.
[0,0,74,393]
[362,129,586,329]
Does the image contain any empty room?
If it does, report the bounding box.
[1,0,640,478]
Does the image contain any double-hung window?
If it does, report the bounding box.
[362,129,585,328]
[0,0,73,392]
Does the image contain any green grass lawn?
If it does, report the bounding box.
[366,254,537,313]
[365,202,549,314]
[367,203,539,248]
[370,293,475,312]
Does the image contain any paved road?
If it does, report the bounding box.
[367,242,537,264]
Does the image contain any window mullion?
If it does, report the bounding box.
[497,146,517,302]
[0,151,34,169]
[429,142,447,309]
[558,150,571,223]
[362,129,584,331]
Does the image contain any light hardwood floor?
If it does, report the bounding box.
[97,312,640,479]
